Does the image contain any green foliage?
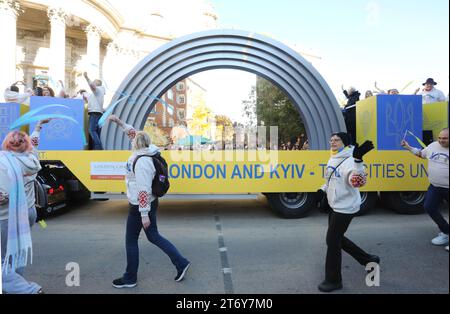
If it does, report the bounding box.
[242,77,306,144]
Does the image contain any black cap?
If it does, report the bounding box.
[332,132,351,147]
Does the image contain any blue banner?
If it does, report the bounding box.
[29,97,85,150]
[377,95,423,150]
[0,103,20,144]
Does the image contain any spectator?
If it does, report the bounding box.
[401,128,449,251]
[342,86,361,145]
[56,80,68,98]
[34,86,43,97]
[415,78,446,104]
[42,86,55,97]
[302,140,310,150]
[4,84,33,104]
[374,82,386,95]
[365,90,374,99]
[84,72,106,150]
[388,89,399,95]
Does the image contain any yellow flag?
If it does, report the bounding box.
[408,131,427,149]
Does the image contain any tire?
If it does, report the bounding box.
[357,192,378,216]
[68,188,91,204]
[380,191,426,215]
[35,181,50,220]
[266,192,316,219]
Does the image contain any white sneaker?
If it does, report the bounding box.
[446,246,449,252]
[431,233,449,246]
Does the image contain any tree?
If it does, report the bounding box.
[242,86,257,128]
[143,124,169,147]
[188,103,212,137]
[242,77,306,146]
[215,114,234,149]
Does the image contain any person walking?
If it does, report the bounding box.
[108,115,190,288]
[0,119,50,294]
[401,128,449,251]
[315,133,379,292]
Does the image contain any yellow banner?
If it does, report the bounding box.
[39,150,430,193]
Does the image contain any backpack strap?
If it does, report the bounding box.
[327,157,350,186]
[132,154,154,174]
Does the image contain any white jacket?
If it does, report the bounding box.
[418,88,446,104]
[321,147,366,215]
[87,86,105,114]
[3,87,32,104]
[122,124,159,217]
[414,142,449,188]
[0,130,42,221]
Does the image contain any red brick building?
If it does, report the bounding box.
[146,79,188,138]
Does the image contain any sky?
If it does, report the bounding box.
[195,0,449,122]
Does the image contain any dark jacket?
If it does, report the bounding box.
[343,90,361,132]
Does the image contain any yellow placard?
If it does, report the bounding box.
[423,102,449,141]
[356,97,378,148]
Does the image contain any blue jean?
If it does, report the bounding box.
[1,207,41,294]
[123,201,189,283]
[89,113,103,150]
[424,185,449,234]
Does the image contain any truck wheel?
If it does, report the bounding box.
[35,181,50,220]
[66,180,91,204]
[266,193,315,219]
[380,192,425,215]
[357,192,378,216]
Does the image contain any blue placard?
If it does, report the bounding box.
[0,102,20,144]
[377,95,423,150]
[29,97,85,150]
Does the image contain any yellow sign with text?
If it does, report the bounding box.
[40,150,430,193]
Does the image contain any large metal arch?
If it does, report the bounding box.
[102,29,346,150]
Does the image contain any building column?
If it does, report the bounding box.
[0,0,21,99]
[85,24,102,79]
[47,7,67,88]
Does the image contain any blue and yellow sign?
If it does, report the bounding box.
[40,150,429,194]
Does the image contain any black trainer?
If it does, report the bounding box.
[367,255,380,265]
[112,278,137,289]
[175,262,191,282]
[366,255,381,274]
[318,280,343,293]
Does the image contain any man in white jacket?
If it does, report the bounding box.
[108,115,190,289]
[315,133,379,293]
[414,78,446,104]
[401,128,449,250]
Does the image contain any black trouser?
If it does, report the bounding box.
[325,211,373,283]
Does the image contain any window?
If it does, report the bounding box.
[177,108,186,121]
[167,89,174,101]
[176,82,185,91]
[177,94,186,105]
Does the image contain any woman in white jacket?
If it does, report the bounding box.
[315,132,379,293]
[108,115,190,289]
[0,120,49,294]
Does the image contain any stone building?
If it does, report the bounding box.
[0,0,218,103]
